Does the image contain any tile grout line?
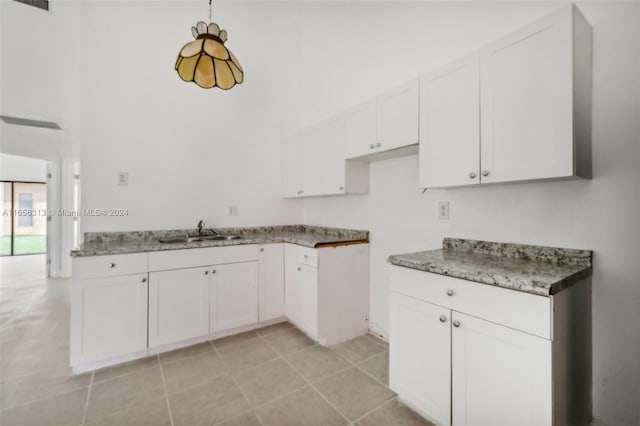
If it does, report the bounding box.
[208,340,266,426]
[80,371,94,426]
[156,354,175,426]
[257,330,354,426]
[351,395,399,425]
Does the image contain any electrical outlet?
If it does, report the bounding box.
[117,171,129,186]
[228,205,239,216]
[438,201,450,220]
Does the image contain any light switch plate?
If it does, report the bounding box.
[438,201,450,220]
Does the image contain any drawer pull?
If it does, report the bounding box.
[439,315,447,323]
[453,320,461,328]
[212,269,216,274]
[446,289,455,296]
[297,267,302,271]
[108,263,116,268]
[260,248,264,252]
[205,271,209,275]
[141,277,147,283]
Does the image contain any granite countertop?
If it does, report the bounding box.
[71,225,369,257]
[387,238,592,297]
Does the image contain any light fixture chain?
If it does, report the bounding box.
[209,0,212,23]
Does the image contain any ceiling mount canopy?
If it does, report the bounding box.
[175,0,243,90]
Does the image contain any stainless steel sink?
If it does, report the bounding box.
[158,235,243,244]
[200,235,243,241]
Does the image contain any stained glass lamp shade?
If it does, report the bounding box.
[175,21,243,90]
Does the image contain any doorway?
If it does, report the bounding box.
[1,180,48,256]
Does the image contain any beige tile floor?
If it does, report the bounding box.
[0,255,434,426]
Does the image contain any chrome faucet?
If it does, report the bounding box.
[194,220,219,237]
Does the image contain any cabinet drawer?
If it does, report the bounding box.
[73,253,148,279]
[389,265,551,339]
[297,246,318,268]
[149,245,258,271]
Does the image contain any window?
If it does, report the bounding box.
[13,0,49,12]
[17,193,34,227]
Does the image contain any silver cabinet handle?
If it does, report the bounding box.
[108,262,116,268]
[260,248,264,252]
[205,271,209,275]
[453,320,461,328]
[297,267,302,271]
[439,315,447,323]
[369,144,375,149]
[468,172,477,179]
[141,277,147,283]
[212,269,216,274]
[376,142,381,148]
[482,170,490,177]
[304,254,308,259]
[446,289,454,296]
[339,186,344,191]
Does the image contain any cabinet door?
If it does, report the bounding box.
[389,292,451,426]
[284,244,300,325]
[148,267,210,348]
[210,261,258,333]
[258,244,285,322]
[282,134,302,198]
[71,274,148,365]
[480,7,573,183]
[297,263,318,339]
[301,115,346,196]
[451,311,552,426]
[344,99,377,159]
[377,79,419,152]
[420,54,480,188]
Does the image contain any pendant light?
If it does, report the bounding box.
[175,0,244,90]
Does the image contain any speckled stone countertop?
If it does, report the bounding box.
[387,238,592,296]
[71,225,369,257]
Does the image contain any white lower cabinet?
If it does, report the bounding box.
[148,267,210,348]
[283,243,369,346]
[297,263,319,339]
[389,293,451,426]
[210,262,258,333]
[70,273,148,366]
[258,244,285,322]
[389,265,590,426]
[451,311,551,426]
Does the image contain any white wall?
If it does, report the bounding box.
[0,153,47,182]
[294,3,640,425]
[80,1,303,232]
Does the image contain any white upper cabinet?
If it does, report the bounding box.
[420,54,480,188]
[283,115,368,198]
[301,115,346,196]
[479,5,588,184]
[282,133,302,198]
[344,99,377,159]
[420,5,591,187]
[377,79,420,152]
